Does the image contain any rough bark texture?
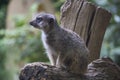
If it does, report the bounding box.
[60,0,112,62]
[19,58,120,80]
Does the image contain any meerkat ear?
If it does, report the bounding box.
[49,18,54,24]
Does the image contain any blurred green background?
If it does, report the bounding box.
[0,0,120,80]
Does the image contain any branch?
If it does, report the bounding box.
[19,58,120,80]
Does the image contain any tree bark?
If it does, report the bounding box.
[60,0,112,62]
[19,58,120,80]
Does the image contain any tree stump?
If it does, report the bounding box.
[60,0,112,62]
[19,0,117,80]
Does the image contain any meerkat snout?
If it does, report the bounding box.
[29,16,43,29]
[29,21,35,26]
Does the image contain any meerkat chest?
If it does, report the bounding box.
[41,31,57,54]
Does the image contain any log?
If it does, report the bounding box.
[60,0,112,62]
[19,58,120,80]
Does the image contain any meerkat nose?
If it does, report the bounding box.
[29,21,33,25]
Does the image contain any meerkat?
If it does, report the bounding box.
[29,12,89,75]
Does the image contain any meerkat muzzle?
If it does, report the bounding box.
[29,20,39,29]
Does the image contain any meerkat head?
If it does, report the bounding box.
[29,12,56,32]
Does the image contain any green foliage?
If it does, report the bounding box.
[0,41,8,80]
[6,14,48,61]
[0,0,10,80]
[0,3,48,80]
[0,3,8,39]
[0,14,48,80]
[51,0,65,11]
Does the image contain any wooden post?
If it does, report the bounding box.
[60,0,111,62]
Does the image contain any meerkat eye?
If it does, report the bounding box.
[36,17,43,23]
